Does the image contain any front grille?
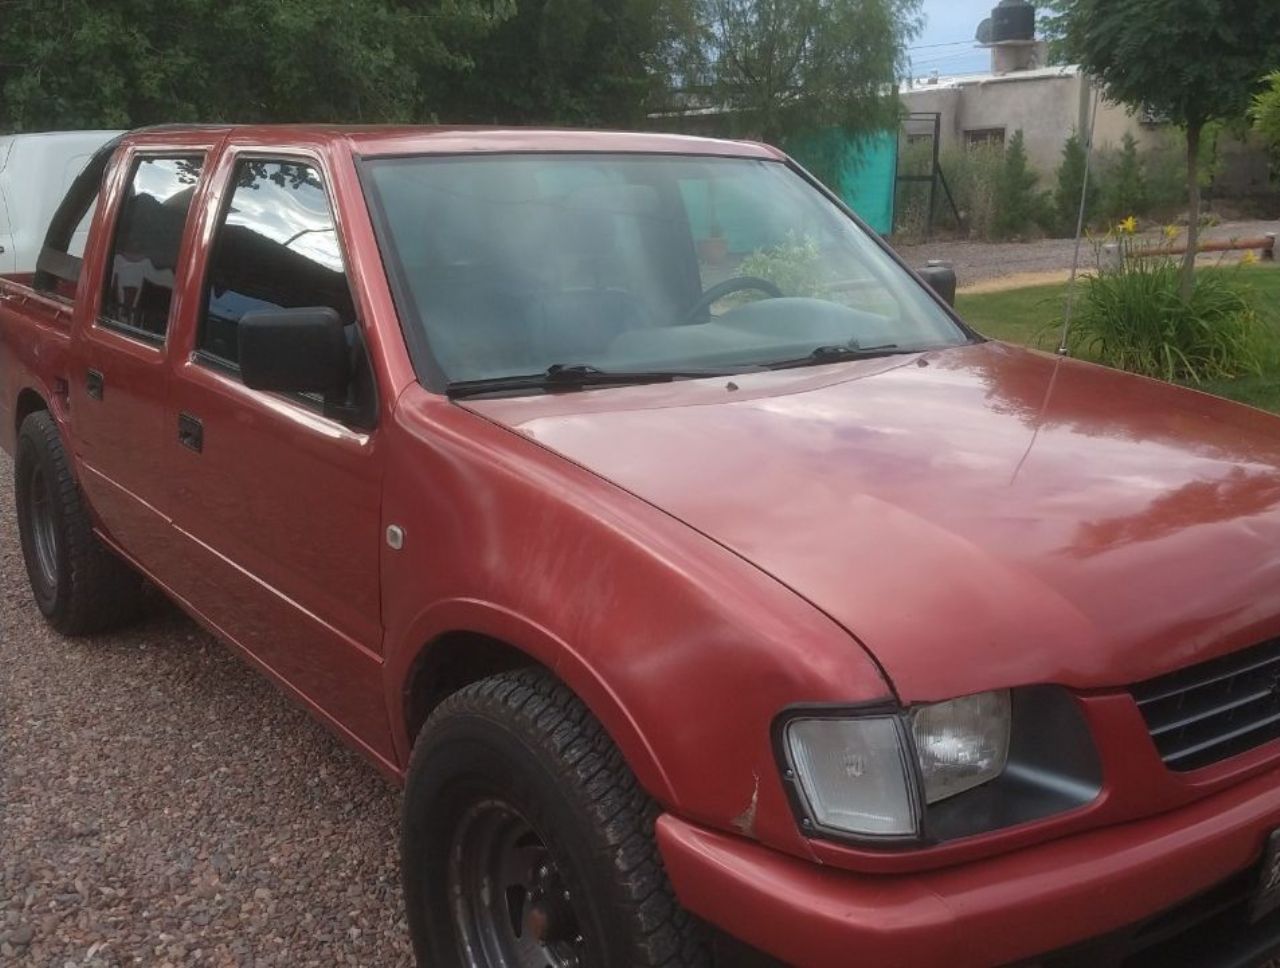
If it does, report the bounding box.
[1131,638,1280,772]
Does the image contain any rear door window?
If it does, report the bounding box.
[100,156,205,341]
[198,159,355,367]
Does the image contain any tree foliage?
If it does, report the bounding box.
[694,0,921,147]
[1099,133,1147,221]
[0,0,922,165]
[1253,71,1280,153]
[1036,0,1074,66]
[1053,131,1095,234]
[0,0,508,130]
[1062,0,1280,137]
[993,130,1044,239]
[1054,0,1280,296]
[440,0,700,126]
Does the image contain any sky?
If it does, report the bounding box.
[909,0,998,78]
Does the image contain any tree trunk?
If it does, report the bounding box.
[1180,121,1202,301]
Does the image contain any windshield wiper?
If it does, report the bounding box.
[447,363,723,399]
[765,342,903,370]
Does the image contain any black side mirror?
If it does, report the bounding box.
[238,307,350,399]
[919,261,957,307]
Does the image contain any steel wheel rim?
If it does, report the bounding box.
[26,464,58,590]
[447,798,586,968]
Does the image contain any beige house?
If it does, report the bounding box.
[899,59,1271,199]
[899,62,1167,179]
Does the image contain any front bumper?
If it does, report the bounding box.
[656,763,1280,967]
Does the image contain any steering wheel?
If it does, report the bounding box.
[684,276,784,322]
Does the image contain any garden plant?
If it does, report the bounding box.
[1062,220,1269,383]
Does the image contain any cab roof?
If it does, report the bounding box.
[121,124,785,161]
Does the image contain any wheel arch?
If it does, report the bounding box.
[389,601,678,806]
[14,386,50,435]
[401,630,541,749]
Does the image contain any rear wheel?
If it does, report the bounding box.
[14,410,146,635]
[402,668,709,968]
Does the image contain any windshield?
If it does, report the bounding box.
[361,153,971,390]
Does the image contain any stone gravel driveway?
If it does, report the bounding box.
[0,452,412,967]
[895,218,1280,289]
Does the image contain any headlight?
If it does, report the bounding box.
[910,690,1011,804]
[779,686,1101,844]
[785,716,918,836]
[783,690,1013,839]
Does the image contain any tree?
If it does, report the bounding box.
[441,0,700,126]
[0,0,508,130]
[1053,130,1096,235]
[1252,71,1280,153]
[1099,133,1147,221]
[993,130,1044,239]
[697,0,921,158]
[1056,0,1280,297]
[1037,0,1074,66]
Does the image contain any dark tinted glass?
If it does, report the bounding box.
[201,160,354,365]
[101,156,204,338]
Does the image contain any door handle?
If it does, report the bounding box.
[86,369,104,400]
[177,412,203,453]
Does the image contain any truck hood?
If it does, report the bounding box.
[465,342,1280,700]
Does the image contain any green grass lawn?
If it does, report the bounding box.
[955,266,1280,413]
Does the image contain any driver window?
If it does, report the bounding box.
[199,159,355,367]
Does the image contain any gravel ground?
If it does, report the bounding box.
[895,217,1280,288]
[0,450,413,967]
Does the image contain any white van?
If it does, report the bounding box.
[0,130,122,276]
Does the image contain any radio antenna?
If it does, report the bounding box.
[1057,83,1102,356]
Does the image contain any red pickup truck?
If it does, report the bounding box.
[5,125,1280,967]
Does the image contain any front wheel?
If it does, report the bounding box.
[402,668,709,968]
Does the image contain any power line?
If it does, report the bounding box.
[909,51,990,69]
[907,39,978,51]
[912,50,986,63]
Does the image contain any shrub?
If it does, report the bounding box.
[738,231,825,297]
[941,143,1004,239]
[1142,132,1188,215]
[1053,131,1098,236]
[1253,71,1280,152]
[893,142,1004,240]
[1066,230,1267,382]
[992,130,1048,239]
[891,138,936,240]
[1098,133,1148,221]
[897,132,1057,241]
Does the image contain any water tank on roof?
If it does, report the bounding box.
[990,0,1035,42]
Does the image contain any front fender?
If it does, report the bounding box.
[381,387,893,862]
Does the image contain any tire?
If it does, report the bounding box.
[402,668,710,968]
[14,410,146,635]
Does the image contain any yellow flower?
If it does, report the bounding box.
[1118,216,1138,235]
[1162,224,1179,240]
[1241,250,1259,265]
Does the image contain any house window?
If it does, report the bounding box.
[965,128,1006,149]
